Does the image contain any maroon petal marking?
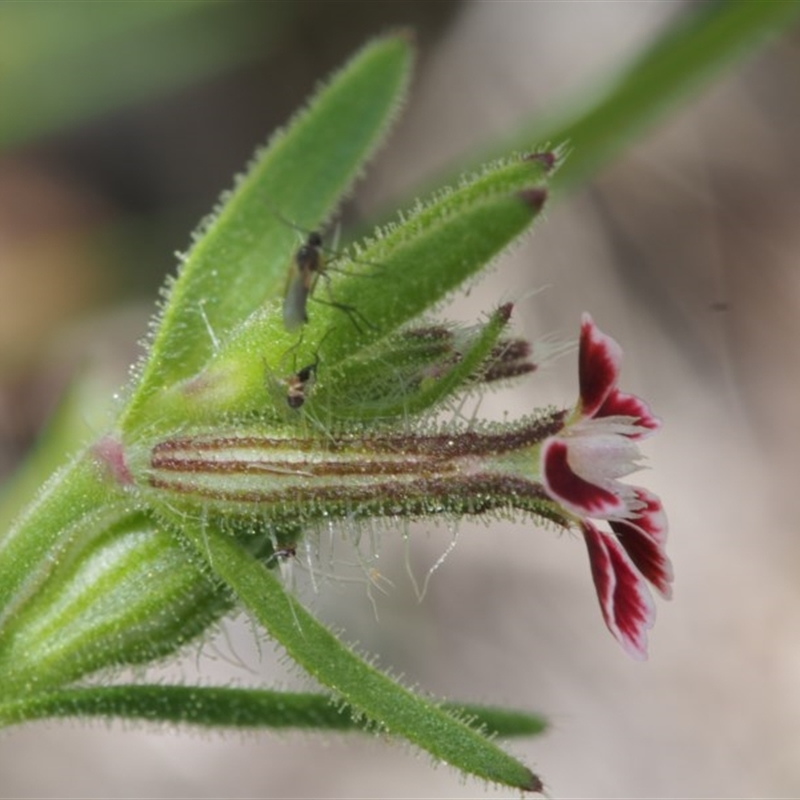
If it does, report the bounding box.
[583,522,654,660]
[610,518,673,600]
[579,314,623,419]
[598,389,661,437]
[542,438,625,517]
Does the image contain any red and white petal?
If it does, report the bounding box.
[610,517,673,600]
[582,521,655,660]
[630,487,668,544]
[597,389,661,437]
[542,438,627,518]
[578,313,623,419]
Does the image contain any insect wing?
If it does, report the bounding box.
[283,264,310,331]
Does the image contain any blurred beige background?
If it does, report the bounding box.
[1,2,799,797]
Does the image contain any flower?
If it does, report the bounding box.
[541,314,672,659]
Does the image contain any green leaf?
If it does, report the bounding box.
[170,514,541,792]
[0,684,547,739]
[121,33,414,435]
[304,162,552,370]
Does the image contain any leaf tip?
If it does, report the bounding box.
[497,302,514,324]
[386,26,417,49]
[524,150,557,172]
[524,769,545,794]
[516,187,548,213]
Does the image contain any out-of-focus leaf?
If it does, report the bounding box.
[0,1,280,148]
[426,2,800,198]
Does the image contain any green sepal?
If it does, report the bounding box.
[315,303,516,421]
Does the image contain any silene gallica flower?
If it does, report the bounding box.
[540,314,672,659]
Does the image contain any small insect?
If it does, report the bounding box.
[278,330,328,410]
[282,228,376,333]
[283,231,324,330]
[268,542,299,591]
[273,543,297,561]
[285,359,318,410]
